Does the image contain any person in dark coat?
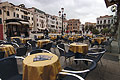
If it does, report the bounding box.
[44,28,48,38]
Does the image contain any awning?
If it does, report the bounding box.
[19,21,29,25]
[104,0,117,8]
[6,22,21,25]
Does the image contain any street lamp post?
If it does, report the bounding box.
[108,0,120,59]
[59,8,66,35]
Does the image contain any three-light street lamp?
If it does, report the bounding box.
[59,8,66,35]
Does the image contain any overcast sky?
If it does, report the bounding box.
[3,0,113,24]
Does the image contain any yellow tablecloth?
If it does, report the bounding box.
[0,44,15,57]
[11,37,21,41]
[50,36,57,40]
[62,35,66,38]
[21,38,31,44]
[92,37,106,44]
[38,35,44,39]
[11,37,31,44]
[86,35,93,38]
[69,43,88,54]
[23,53,61,80]
[68,37,75,41]
[37,40,50,48]
[77,36,83,39]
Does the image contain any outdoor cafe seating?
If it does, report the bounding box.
[0,34,110,80]
[0,56,85,80]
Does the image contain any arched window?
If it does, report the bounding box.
[104,20,106,24]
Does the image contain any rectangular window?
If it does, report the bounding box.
[108,20,110,24]
[16,8,19,11]
[28,17,30,20]
[100,21,102,24]
[111,19,113,24]
[97,21,99,24]
[0,18,2,24]
[13,12,15,17]
[0,10,2,15]
[24,16,27,20]
[21,15,23,18]
[7,11,10,16]
[37,23,39,26]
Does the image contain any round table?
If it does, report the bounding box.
[69,43,88,54]
[50,36,57,40]
[86,34,93,38]
[11,36,21,41]
[37,39,50,48]
[77,36,83,39]
[92,37,106,44]
[23,53,61,80]
[38,35,44,39]
[68,37,75,41]
[21,38,31,44]
[0,44,15,57]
